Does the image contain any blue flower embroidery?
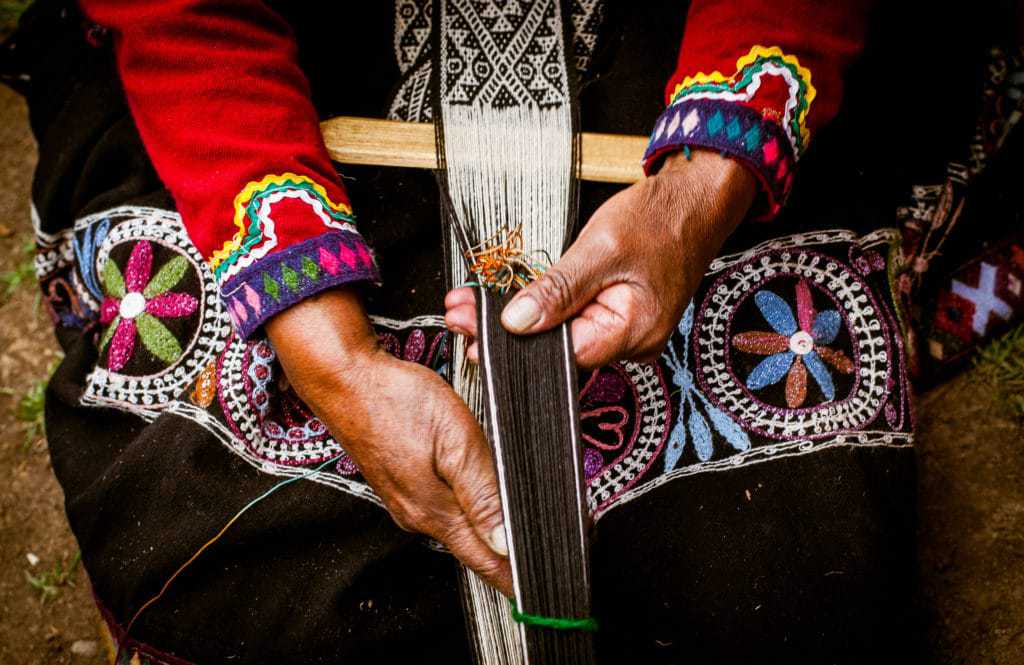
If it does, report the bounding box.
[732,280,854,408]
[663,302,750,471]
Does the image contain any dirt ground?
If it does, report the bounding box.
[0,84,1022,663]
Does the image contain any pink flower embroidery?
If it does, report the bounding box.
[98,240,197,372]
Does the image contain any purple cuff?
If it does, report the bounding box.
[218,230,380,339]
[643,98,797,219]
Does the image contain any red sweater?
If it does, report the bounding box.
[78,0,871,338]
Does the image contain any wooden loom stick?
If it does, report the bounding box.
[320,116,648,183]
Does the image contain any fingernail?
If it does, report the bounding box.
[489,523,509,557]
[501,297,540,332]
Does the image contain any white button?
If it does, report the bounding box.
[119,292,146,319]
[789,331,814,355]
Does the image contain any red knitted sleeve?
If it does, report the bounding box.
[78,0,379,338]
[642,0,874,218]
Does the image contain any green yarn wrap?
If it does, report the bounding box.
[508,599,598,632]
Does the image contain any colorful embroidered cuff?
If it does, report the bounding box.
[218,230,380,339]
[643,99,796,219]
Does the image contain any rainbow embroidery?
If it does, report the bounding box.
[668,46,816,155]
[211,173,357,281]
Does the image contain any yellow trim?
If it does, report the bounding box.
[209,173,353,271]
[670,45,816,147]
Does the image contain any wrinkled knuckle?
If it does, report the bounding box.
[465,483,503,527]
[475,557,507,581]
[536,268,575,312]
[434,429,470,481]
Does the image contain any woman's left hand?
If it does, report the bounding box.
[445,149,757,368]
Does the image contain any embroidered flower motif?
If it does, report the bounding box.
[98,240,198,372]
[663,302,750,469]
[733,280,854,408]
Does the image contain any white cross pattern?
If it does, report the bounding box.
[951,262,1014,335]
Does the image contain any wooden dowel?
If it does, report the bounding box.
[320,116,648,184]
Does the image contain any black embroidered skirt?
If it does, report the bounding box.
[10,1,1023,663]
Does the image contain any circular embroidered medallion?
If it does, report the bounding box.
[217,336,347,467]
[583,361,671,515]
[695,250,891,440]
[82,209,231,410]
[217,320,451,469]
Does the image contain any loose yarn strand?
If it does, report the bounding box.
[116,456,341,658]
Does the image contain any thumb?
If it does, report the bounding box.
[500,243,608,334]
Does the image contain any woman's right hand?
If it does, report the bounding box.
[266,287,512,596]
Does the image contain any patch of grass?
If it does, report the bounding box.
[973,323,1024,419]
[0,0,32,38]
[14,375,46,449]
[0,238,37,304]
[1,355,60,450]
[24,551,81,603]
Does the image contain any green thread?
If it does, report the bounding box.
[508,599,598,632]
[281,264,300,292]
[301,255,320,281]
[214,178,357,280]
[263,272,281,301]
[670,53,813,153]
[135,312,183,364]
[98,315,120,351]
[102,258,126,299]
[144,255,190,298]
[682,145,692,161]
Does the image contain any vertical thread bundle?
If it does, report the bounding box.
[435,2,594,662]
[475,290,594,664]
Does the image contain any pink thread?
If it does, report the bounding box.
[100,297,119,324]
[124,240,153,292]
[243,283,263,315]
[146,292,198,318]
[107,319,137,372]
[318,246,340,275]
[795,279,815,333]
[336,242,359,269]
[232,298,248,323]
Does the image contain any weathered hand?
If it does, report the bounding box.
[445,150,757,368]
[267,289,512,595]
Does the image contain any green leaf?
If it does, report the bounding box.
[143,255,189,297]
[98,316,121,351]
[101,258,125,298]
[135,313,183,365]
